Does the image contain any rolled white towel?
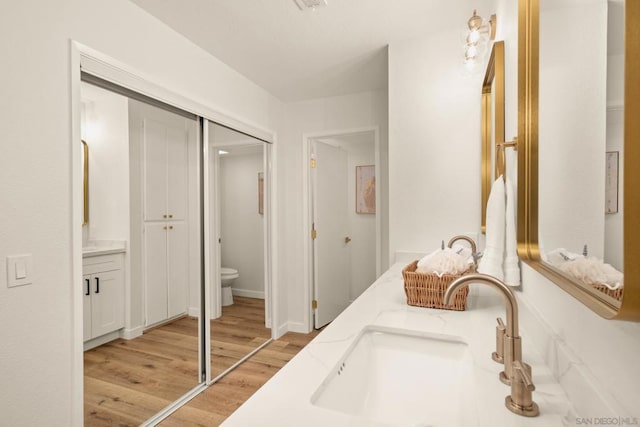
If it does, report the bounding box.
[555,257,624,290]
[417,247,470,277]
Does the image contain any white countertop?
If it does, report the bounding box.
[82,240,126,257]
[223,263,575,427]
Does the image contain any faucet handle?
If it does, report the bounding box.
[513,361,535,391]
[492,317,506,364]
[505,361,539,417]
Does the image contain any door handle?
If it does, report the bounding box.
[85,279,90,296]
[95,277,100,294]
[345,237,352,244]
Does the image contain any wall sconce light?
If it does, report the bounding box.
[464,10,497,66]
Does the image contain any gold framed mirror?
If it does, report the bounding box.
[517,0,640,320]
[82,139,89,226]
[481,41,505,234]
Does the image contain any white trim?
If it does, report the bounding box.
[202,119,212,383]
[231,289,265,299]
[120,325,144,340]
[268,139,279,337]
[264,142,273,330]
[301,126,381,332]
[77,43,274,144]
[69,41,84,427]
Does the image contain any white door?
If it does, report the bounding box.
[145,222,168,326]
[167,221,189,318]
[312,141,351,329]
[167,126,188,221]
[91,270,124,338]
[143,118,169,221]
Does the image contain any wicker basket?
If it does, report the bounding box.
[592,283,624,301]
[402,260,472,311]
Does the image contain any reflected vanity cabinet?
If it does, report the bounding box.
[83,254,125,344]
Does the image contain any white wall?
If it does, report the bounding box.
[388,30,483,259]
[280,90,388,332]
[538,2,607,258]
[80,86,130,243]
[220,152,265,298]
[604,53,624,270]
[0,1,282,425]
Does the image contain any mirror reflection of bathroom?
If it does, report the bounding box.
[538,0,624,303]
[80,80,203,424]
[208,122,270,378]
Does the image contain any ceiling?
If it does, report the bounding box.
[130,0,489,102]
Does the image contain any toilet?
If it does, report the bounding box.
[221,267,239,306]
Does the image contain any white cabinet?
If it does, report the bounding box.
[132,102,193,328]
[143,118,188,221]
[83,254,124,342]
[144,222,188,326]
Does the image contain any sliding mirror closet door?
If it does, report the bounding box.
[80,79,203,425]
[208,122,271,378]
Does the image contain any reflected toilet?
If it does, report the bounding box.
[221,267,239,306]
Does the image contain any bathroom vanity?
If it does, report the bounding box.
[82,241,126,350]
[222,263,574,426]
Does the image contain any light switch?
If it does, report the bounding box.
[15,260,27,279]
[7,254,33,288]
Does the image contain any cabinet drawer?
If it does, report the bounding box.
[82,253,123,275]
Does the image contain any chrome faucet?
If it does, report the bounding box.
[444,273,539,417]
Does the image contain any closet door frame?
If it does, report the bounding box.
[70,41,277,426]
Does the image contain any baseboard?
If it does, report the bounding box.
[84,330,121,351]
[188,306,200,317]
[231,288,264,299]
[275,322,289,339]
[286,321,308,334]
[120,325,144,340]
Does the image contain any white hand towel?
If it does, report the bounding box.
[478,177,505,281]
[503,177,520,286]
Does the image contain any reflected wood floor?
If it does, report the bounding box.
[160,329,321,426]
[84,297,319,426]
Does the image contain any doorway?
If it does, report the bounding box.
[304,129,380,330]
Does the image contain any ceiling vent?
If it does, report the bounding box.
[293,0,328,11]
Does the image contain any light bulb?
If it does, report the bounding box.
[465,45,478,59]
[467,30,480,44]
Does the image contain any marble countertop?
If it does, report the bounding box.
[223,263,575,427]
[82,240,126,258]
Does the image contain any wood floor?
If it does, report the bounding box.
[160,330,321,426]
[84,297,319,426]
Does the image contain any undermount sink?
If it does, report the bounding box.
[311,325,477,426]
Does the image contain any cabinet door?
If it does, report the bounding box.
[91,270,125,338]
[83,274,92,342]
[143,118,168,221]
[145,223,169,326]
[166,126,188,221]
[167,222,189,318]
